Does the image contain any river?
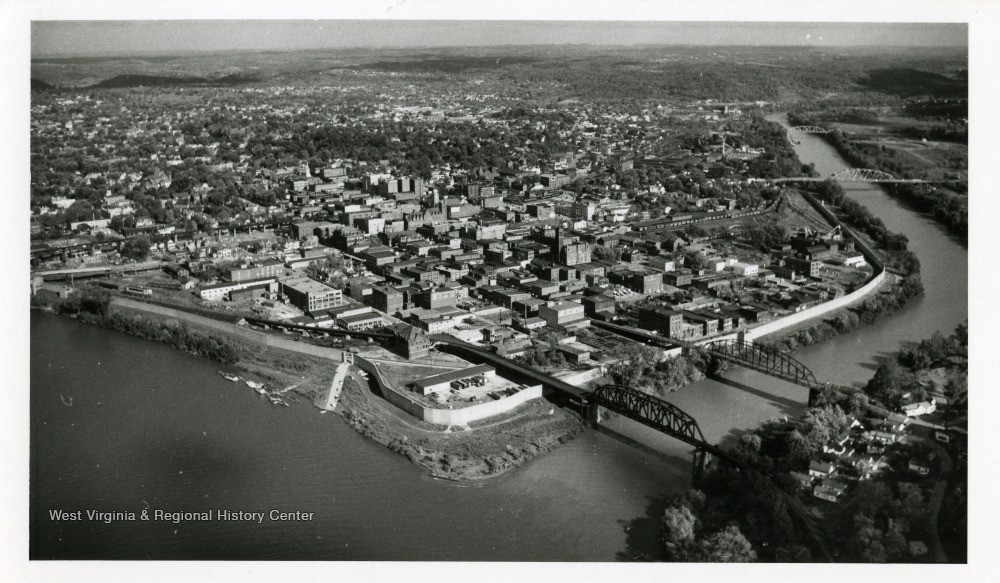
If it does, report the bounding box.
[29,114,967,560]
[765,112,968,385]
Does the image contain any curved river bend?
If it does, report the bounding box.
[29,114,966,560]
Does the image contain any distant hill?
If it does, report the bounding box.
[31,78,57,92]
[857,68,967,98]
[87,73,259,89]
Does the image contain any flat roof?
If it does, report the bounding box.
[281,277,339,295]
[413,364,495,389]
[340,313,383,324]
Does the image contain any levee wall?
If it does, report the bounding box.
[727,191,888,342]
[353,355,543,426]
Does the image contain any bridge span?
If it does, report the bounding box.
[789,125,831,134]
[770,168,945,184]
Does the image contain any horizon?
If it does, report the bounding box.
[32,21,968,58]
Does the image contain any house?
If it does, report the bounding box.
[869,430,899,445]
[808,460,836,479]
[822,431,853,456]
[908,458,932,476]
[820,479,848,496]
[902,401,936,417]
[812,485,842,503]
[888,518,909,535]
[789,471,813,489]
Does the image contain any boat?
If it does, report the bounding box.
[218,371,240,382]
[246,380,265,390]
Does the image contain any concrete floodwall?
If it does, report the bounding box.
[739,192,888,341]
[743,270,886,341]
[353,355,544,426]
[352,356,427,418]
[423,385,544,426]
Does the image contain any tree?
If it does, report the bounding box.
[121,235,151,261]
[592,244,623,262]
[661,505,697,553]
[865,361,915,408]
[691,526,757,562]
[78,287,111,317]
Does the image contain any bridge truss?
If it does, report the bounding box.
[589,385,707,448]
[705,339,822,389]
[789,126,830,134]
[830,168,899,182]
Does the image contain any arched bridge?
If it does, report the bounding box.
[789,126,830,134]
[705,339,823,390]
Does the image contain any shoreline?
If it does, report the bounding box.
[30,299,586,482]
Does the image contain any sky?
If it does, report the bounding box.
[31,21,968,57]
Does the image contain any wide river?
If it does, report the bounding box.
[30,115,967,560]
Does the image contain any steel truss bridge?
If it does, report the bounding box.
[704,339,824,390]
[789,125,831,134]
[770,168,933,184]
[589,385,709,448]
[586,384,738,484]
[829,168,927,183]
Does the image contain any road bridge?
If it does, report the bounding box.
[770,169,936,184]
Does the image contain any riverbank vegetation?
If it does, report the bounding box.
[820,131,966,238]
[33,285,256,364]
[336,371,585,480]
[865,322,967,411]
[677,325,968,562]
[661,490,758,562]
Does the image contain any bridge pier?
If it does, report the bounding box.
[585,401,602,426]
[692,448,711,488]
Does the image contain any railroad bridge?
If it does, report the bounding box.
[703,339,824,391]
[584,384,739,484]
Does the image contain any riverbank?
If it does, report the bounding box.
[32,289,586,481]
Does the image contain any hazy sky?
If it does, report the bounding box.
[31,21,967,57]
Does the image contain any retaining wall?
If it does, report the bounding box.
[353,355,544,426]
